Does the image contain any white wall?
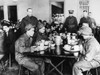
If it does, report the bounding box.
[18,0,50,22]
[36,0,50,22]
[17,0,38,20]
[90,0,100,25]
[64,0,78,21]
[0,0,50,22]
[2,0,100,24]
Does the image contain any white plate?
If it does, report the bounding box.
[63,44,71,51]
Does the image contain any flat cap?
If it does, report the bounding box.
[78,26,92,36]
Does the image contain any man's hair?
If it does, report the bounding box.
[27,8,32,12]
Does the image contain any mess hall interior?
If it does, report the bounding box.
[0,0,100,75]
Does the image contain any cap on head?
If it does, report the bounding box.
[78,26,92,36]
[27,8,32,12]
[68,10,74,14]
[37,23,44,30]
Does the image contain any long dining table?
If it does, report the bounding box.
[23,48,79,75]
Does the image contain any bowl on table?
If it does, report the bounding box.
[63,44,80,56]
[63,44,71,51]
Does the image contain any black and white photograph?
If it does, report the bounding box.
[0,0,100,75]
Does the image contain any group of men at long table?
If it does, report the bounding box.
[0,7,100,75]
[14,8,100,75]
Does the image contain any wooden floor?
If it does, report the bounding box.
[0,61,100,75]
[0,63,18,75]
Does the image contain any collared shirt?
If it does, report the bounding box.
[15,33,33,53]
[15,33,33,64]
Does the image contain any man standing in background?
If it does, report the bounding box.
[88,12,97,35]
[20,8,38,34]
[64,10,78,33]
[20,8,38,45]
[79,10,90,28]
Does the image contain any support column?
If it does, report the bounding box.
[4,2,8,21]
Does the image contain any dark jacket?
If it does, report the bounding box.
[79,17,90,28]
[3,29,15,54]
[36,32,49,42]
[64,16,78,33]
[20,15,38,34]
[0,30,4,54]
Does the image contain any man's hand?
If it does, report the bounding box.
[31,46,39,52]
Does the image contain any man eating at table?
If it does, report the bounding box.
[34,22,49,53]
[72,24,100,75]
[15,24,42,75]
[36,22,49,42]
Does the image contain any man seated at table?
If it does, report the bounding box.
[35,23,50,52]
[36,22,49,42]
[72,24,100,75]
[15,24,42,75]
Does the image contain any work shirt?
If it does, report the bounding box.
[81,36,100,66]
[15,33,33,64]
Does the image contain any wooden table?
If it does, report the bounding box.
[23,51,78,75]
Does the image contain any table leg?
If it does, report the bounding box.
[47,59,65,75]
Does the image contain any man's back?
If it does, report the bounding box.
[84,37,100,65]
